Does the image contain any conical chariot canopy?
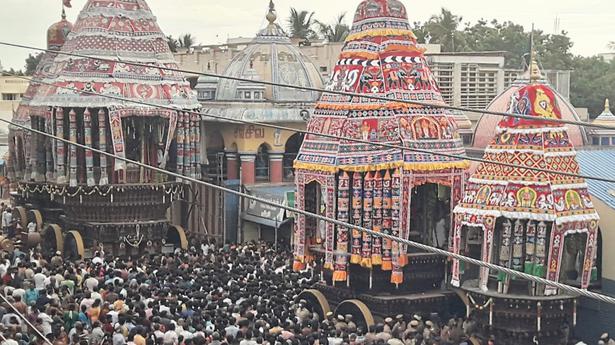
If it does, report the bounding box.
[455,83,599,225]
[294,0,468,173]
[29,0,200,113]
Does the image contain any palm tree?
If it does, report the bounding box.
[287,8,317,40]
[425,8,466,52]
[178,34,196,49]
[167,35,179,53]
[315,13,350,42]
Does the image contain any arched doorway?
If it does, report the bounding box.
[255,143,270,181]
[284,133,304,181]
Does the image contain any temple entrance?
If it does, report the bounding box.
[460,226,483,282]
[304,181,325,247]
[560,232,588,285]
[410,183,451,250]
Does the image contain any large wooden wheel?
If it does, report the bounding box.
[64,230,85,260]
[28,209,43,232]
[42,224,64,257]
[167,224,188,250]
[13,206,27,230]
[298,289,331,320]
[335,299,375,329]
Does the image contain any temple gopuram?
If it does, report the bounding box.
[451,61,600,344]
[293,0,469,324]
[7,0,201,258]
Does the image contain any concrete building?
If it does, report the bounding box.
[187,1,323,244]
[587,99,615,147]
[0,76,29,149]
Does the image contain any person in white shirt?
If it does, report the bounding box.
[1,209,12,235]
[27,221,37,234]
[33,269,47,291]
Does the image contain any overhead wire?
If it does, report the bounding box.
[4,72,615,184]
[3,113,615,306]
[0,293,53,345]
[0,40,612,131]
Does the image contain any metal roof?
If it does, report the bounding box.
[576,150,615,210]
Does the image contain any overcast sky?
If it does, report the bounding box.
[1,0,614,71]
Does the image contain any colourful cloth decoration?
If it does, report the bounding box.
[361,172,374,268]
[351,172,364,264]
[293,0,469,287]
[454,83,600,292]
[333,172,351,281]
[83,108,96,186]
[371,171,383,265]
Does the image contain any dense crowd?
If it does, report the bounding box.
[0,239,607,345]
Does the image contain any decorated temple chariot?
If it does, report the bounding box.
[6,0,201,257]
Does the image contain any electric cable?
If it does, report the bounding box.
[0,293,53,345]
[3,114,615,307]
[0,41,611,131]
[4,72,615,185]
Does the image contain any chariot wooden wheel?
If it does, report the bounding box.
[13,206,27,230]
[167,224,188,250]
[42,224,64,257]
[64,230,85,260]
[298,289,331,320]
[28,209,43,232]
[334,299,375,329]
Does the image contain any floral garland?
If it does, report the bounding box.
[17,183,184,202]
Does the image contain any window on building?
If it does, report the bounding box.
[1,93,18,101]
[601,137,610,146]
[592,137,600,146]
[254,92,261,99]
[320,66,328,72]
[255,144,270,181]
[462,134,473,146]
[244,91,252,99]
[611,137,615,145]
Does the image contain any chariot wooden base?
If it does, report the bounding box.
[456,279,576,345]
[9,182,187,258]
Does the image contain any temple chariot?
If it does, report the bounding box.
[293,0,469,326]
[7,0,201,258]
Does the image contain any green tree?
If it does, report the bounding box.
[424,8,466,52]
[411,21,429,43]
[167,35,179,53]
[25,53,43,76]
[287,8,317,40]
[570,56,615,117]
[315,13,350,42]
[178,34,196,49]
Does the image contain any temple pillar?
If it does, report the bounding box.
[545,223,566,296]
[84,109,95,186]
[55,107,66,184]
[479,216,496,291]
[98,109,109,185]
[581,220,599,289]
[68,109,78,187]
[240,154,256,185]
[226,153,239,180]
[269,153,284,183]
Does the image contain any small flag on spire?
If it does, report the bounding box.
[63,0,72,8]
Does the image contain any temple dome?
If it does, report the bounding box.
[47,10,73,49]
[472,62,587,149]
[209,1,323,102]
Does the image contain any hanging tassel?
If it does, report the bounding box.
[391,270,403,285]
[333,270,346,282]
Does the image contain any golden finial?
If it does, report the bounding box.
[605,98,611,112]
[266,0,277,25]
[61,8,67,20]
